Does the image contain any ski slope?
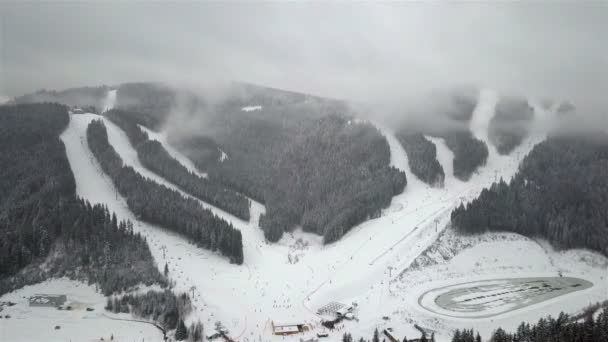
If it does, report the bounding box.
[46,89,607,342]
[138,124,266,225]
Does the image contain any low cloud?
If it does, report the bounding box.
[1,2,606,125]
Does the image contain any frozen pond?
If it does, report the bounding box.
[419,277,593,318]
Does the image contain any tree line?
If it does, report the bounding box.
[451,133,608,257]
[395,132,445,187]
[0,103,165,296]
[105,109,251,220]
[86,119,244,264]
[452,308,608,342]
[442,131,488,181]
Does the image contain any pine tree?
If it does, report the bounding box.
[475,332,482,342]
[175,318,188,340]
[164,262,169,277]
[373,328,380,342]
[402,336,408,342]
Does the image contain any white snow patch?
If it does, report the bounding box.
[102,89,117,112]
[241,105,262,112]
[219,150,228,162]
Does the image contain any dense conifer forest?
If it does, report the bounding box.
[0,103,165,295]
[105,109,250,220]
[86,119,244,264]
[260,115,407,243]
[395,132,445,187]
[488,98,534,155]
[451,133,608,257]
[442,131,488,181]
[154,85,406,243]
[451,308,608,342]
[105,290,192,331]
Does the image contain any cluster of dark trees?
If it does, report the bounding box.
[442,131,488,181]
[105,289,204,341]
[395,132,445,187]
[489,97,534,155]
[451,133,608,257]
[171,135,222,173]
[351,327,432,342]
[86,119,244,264]
[260,115,406,243]
[105,109,250,220]
[138,140,250,220]
[452,309,608,342]
[0,103,165,296]
[105,290,189,330]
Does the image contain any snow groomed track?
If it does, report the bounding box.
[418,277,593,319]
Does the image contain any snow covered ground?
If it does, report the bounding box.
[0,278,163,342]
[14,88,603,342]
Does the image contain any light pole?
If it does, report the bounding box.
[160,245,167,259]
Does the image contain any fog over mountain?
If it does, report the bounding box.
[1,2,606,126]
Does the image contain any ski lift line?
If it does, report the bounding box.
[368,205,448,266]
[391,185,475,224]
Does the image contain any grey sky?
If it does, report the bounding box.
[1,2,606,115]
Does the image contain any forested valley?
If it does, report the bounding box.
[105,109,251,220]
[451,133,608,257]
[0,103,165,295]
[86,119,244,264]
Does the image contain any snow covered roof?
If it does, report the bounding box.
[273,321,304,327]
[273,326,300,334]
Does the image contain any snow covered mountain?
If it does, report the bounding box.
[1,85,606,342]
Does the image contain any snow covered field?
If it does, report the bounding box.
[11,89,602,342]
[0,278,163,342]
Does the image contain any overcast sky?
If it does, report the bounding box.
[1,2,606,114]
